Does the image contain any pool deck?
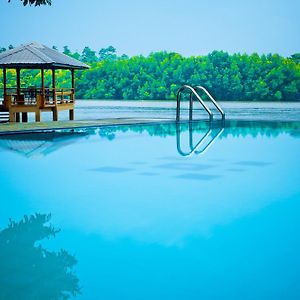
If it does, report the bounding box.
[0,118,175,134]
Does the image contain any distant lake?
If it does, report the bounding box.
[24,100,300,122]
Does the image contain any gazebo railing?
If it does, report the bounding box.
[42,88,75,106]
[5,88,40,105]
[4,87,75,108]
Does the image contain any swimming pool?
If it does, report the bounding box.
[1,120,300,299]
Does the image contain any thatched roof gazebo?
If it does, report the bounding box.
[0,42,89,122]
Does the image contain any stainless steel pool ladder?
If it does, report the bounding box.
[176,85,225,121]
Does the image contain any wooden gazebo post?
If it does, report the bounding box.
[70,69,75,120]
[16,68,21,122]
[71,69,75,91]
[41,68,45,96]
[16,68,20,99]
[52,68,58,121]
[3,67,6,107]
[35,68,45,122]
[15,68,28,122]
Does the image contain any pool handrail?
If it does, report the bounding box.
[176,85,213,122]
[193,85,225,119]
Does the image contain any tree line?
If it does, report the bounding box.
[0,45,299,101]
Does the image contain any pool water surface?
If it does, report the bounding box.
[0,120,300,299]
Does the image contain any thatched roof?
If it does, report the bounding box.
[0,42,90,69]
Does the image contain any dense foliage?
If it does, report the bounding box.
[0,45,299,101]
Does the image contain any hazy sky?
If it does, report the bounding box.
[0,0,299,57]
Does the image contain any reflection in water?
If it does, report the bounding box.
[0,214,80,300]
[96,120,300,140]
[176,121,224,156]
[0,131,89,158]
[0,121,299,159]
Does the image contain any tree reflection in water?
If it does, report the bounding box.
[0,213,80,300]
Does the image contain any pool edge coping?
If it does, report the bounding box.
[0,117,299,136]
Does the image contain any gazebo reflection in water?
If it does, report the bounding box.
[0,42,89,122]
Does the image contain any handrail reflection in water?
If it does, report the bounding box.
[176,121,224,157]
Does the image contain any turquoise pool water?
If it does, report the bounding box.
[1,120,300,299]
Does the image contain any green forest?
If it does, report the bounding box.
[0,45,299,101]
